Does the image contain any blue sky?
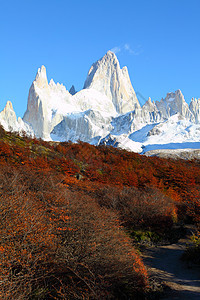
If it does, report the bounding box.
[1,0,200,117]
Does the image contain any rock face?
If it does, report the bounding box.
[69,85,77,95]
[189,98,200,123]
[23,66,74,140]
[84,51,140,113]
[23,66,50,139]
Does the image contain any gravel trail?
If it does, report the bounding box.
[143,226,200,299]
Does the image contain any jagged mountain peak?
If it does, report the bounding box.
[190,97,200,104]
[165,89,185,102]
[99,50,118,64]
[35,65,47,78]
[69,85,77,95]
[4,100,14,111]
[34,65,48,88]
[105,50,116,57]
[83,50,140,113]
[143,97,157,111]
[103,50,120,65]
[157,90,185,105]
[155,89,194,121]
[83,51,119,89]
[147,97,153,104]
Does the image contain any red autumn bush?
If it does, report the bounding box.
[0,166,148,299]
[91,185,176,231]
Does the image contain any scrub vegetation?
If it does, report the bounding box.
[0,126,199,299]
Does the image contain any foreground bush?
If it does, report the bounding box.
[94,185,176,230]
[0,167,148,299]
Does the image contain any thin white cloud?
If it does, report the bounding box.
[110,46,121,54]
[124,43,134,54]
[124,44,141,55]
[110,44,142,56]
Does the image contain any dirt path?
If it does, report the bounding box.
[143,227,200,299]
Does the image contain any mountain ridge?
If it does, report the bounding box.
[1,51,200,155]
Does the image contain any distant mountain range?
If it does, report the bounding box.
[1,51,200,156]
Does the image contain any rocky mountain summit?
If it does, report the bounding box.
[84,50,140,113]
[1,51,200,156]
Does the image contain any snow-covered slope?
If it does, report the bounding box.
[145,114,200,145]
[1,51,200,157]
[129,114,200,153]
[51,109,113,143]
[73,89,116,115]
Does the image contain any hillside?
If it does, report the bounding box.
[0,126,200,299]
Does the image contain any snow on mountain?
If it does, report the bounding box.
[23,61,118,140]
[145,114,200,144]
[51,109,113,143]
[136,114,200,153]
[100,134,143,153]
[73,89,117,115]
[1,51,200,157]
